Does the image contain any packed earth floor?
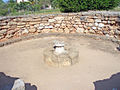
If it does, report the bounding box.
[0,35,120,90]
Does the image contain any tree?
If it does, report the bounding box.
[58,0,120,12]
[0,0,9,16]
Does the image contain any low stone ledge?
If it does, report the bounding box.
[0,33,120,47]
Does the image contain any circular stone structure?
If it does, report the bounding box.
[0,34,120,90]
[43,40,79,67]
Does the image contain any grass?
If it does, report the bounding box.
[4,6,120,16]
[8,9,61,16]
[111,6,120,11]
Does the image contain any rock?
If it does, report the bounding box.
[8,30,17,34]
[45,26,53,29]
[58,28,64,33]
[114,29,120,35]
[117,18,120,22]
[55,24,60,27]
[8,22,17,26]
[88,23,94,27]
[0,29,7,35]
[75,21,81,25]
[6,33,13,39]
[98,23,104,28]
[105,34,110,37]
[29,28,36,33]
[102,31,108,35]
[17,23,26,26]
[0,35,4,39]
[0,23,7,26]
[22,28,29,34]
[76,28,84,33]
[87,19,94,22]
[87,27,91,30]
[111,21,115,24]
[89,29,95,34]
[84,30,89,33]
[103,21,108,24]
[38,26,44,30]
[92,27,97,30]
[95,19,101,23]
[80,16,87,21]
[12,79,25,90]
[54,16,64,21]
[42,29,50,33]
[108,21,111,24]
[64,28,70,33]
[48,19,55,22]
[95,23,99,26]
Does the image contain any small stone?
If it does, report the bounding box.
[0,23,7,26]
[58,29,64,33]
[17,23,26,26]
[64,28,70,33]
[6,34,13,39]
[89,29,95,34]
[8,22,17,26]
[0,35,4,39]
[45,26,53,29]
[12,79,25,90]
[95,19,101,23]
[76,21,81,25]
[111,21,115,24]
[48,19,55,22]
[84,30,89,33]
[55,24,60,27]
[108,21,111,24]
[105,34,110,37]
[95,23,99,26]
[103,21,108,24]
[38,26,44,30]
[87,27,91,30]
[88,23,93,27]
[98,27,101,30]
[29,28,36,33]
[92,27,97,30]
[98,23,104,28]
[55,16,64,21]
[76,28,84,33]
[114,29,120,35]
[22,28,29,34]
[102,31,108,35]
[42,29,50,33]
[87,19,94,22]
[0,29,7,35]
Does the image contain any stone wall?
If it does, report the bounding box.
[0,11,120,42]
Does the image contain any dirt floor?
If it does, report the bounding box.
[0,35,120,90]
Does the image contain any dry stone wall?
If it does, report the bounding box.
[0,11,120,42]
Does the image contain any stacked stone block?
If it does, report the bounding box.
[0,11,120,41]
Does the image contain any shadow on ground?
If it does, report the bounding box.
[0,72,37,90]
[94,72,120,90]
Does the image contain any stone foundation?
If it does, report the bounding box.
[44,47,79,67]
[0,11,120,43]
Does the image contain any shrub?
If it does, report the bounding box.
[58,0,120,12]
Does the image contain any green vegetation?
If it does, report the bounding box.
[0,0,59,16]
[9,8,60,16]
[58,0,120,12]
[0,0,120,16]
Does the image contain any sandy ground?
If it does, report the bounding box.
[0,36,120,90]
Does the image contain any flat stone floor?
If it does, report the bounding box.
[0,35,120,90]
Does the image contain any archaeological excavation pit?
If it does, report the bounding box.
[0,34,120,90]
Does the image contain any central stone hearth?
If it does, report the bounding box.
[43,40,79,67]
